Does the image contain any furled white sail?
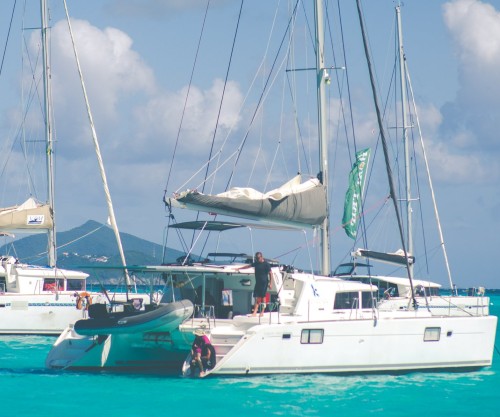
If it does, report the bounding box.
[352,248,415,266]
[0,198,53,232]
[172,175,327,228]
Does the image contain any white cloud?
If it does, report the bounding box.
[42,18,156,157]
[51,18,156,109]
[443,0,500,65]
[440,0,500,163]
[134,78,244,160]
[405,101,495,184]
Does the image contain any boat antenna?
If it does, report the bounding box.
[355,0,417,307]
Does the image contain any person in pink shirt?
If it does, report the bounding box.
[190,329,212,376]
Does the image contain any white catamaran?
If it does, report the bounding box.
[171,1,496,376]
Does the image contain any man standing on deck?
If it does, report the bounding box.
[250,252,272,316]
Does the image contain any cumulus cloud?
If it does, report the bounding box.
[49,18,156,123]
[134,79,244,159]
[438,0,500,182]
[20,18,159,165]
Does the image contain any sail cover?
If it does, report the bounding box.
[352,248,415,266]
[171,175,327,228]
[0,198,53,232]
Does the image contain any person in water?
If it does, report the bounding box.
[190,329,212,376]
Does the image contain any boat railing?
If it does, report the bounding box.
[257,301,281,324]
[185,304,217,330]
[194,304,215,319]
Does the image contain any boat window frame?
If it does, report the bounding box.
[333,291,359,310]
[423,327,441,342]
[67,279,85,292]
[361,291,376,309]
[42,278,64,292]
[300,329,324,344]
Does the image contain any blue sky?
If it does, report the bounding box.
[0,0,499,288]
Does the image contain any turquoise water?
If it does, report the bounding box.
[2,298,500,417]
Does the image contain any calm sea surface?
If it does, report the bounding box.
[2,295,500,417]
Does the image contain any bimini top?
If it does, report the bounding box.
[169,220,300,232]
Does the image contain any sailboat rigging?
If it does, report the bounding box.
[355,0,417,305]
[0,0,149,335]
[46,0,496,375]
[62,0,132,293]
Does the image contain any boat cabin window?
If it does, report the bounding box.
[300,329,324,344]
[0,277,5,293]
[333,292,359,310]
[43,278,64,292]
[67,279,85,291]
[360,278,398,299]
[332,263,356,276]
[415,285,439,297]
[361,291,376,309]
[424,327,441,342]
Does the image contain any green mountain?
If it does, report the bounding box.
[0,220,186,282]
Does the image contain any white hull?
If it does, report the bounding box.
[45,300,194,370]
[0,292,152,335]
[0,256,153,334]
[178,269,497,377]
[198,312,497,376]
[0,293,96,335]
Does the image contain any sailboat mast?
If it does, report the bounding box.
[396,5,413,273]
[62,0,133,291]
[356,0,417,306]
[40,0,56,267]
[314,0,330,275]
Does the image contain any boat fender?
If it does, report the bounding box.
[76,291,92,310]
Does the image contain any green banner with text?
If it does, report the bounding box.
[342,148,371,239]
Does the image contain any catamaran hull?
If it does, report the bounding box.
[45,300,194,371]
[207,315,497,375]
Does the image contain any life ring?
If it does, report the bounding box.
[76,291,92,310]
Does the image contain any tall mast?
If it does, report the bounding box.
[356,0,417,306]
[314,0,330,275]
[40,0,56,267]
[396,5,413,269]
[396,5,413,274]
[62,0,133,291]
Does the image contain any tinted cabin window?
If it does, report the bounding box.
[300,329,324,344]
[67,279,85,291]
[361,292,375,308]
[43,278,64,291]
[424,327,441,342]
[356,278,398,299]
[334,292,359,310]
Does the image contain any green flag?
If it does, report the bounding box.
[342,148,371,239]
